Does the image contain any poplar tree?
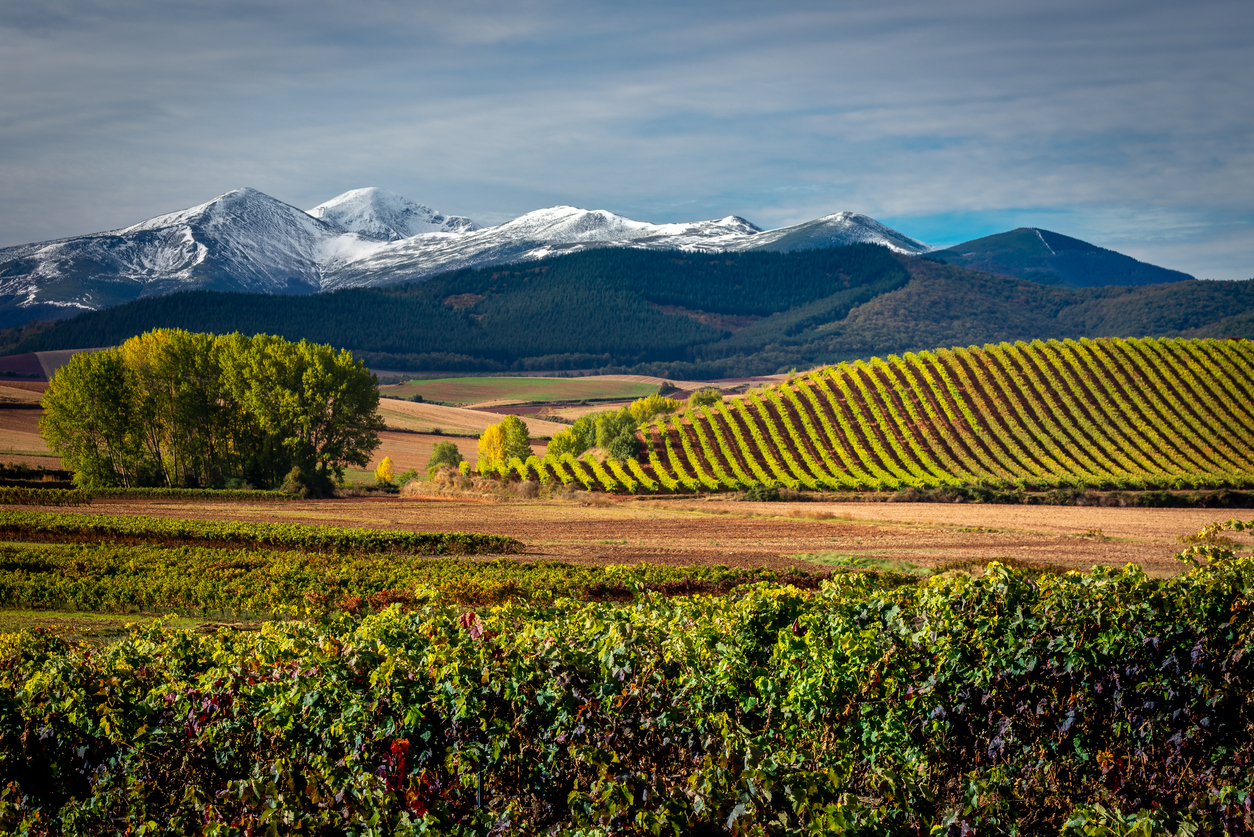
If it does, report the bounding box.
[41,329,383,493]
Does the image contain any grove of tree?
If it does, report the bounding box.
[40,328,383,494]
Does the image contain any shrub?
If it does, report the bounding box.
[594,407,636,449]
[687,386,723,409]
[628,394,681,425]
[427,441,464,478]
[741,484,782,501]
[606,430,640,460]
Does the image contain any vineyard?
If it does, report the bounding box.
[0,540,831,617]
[1,537,1251,834]
[0,510,521,556]
[511,337,1254,493]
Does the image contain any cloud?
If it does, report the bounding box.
[0,0,1250,279]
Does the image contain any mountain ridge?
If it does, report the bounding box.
[5,244,1248,380]
[0,188,1201,329]
[0,188,932,326]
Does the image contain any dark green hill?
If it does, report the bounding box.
[4,246,1251,378]
[929,227,1195,287]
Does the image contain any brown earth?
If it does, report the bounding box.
[377,399,568,438]
[67,493,1250,576]
[0,381,47,397]
[0,407,57,467]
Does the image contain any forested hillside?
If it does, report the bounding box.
[930,227,1196,286]
[6,246,1253,377]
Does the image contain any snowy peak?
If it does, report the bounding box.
[745,211,930,255]
[308,187,479,240]
[124,187,335,242]
[715,216,762,233]
[494,206,656,241]
[0,187,935,320]
[490,206,762,247]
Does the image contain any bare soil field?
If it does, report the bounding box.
[0,406,58,467]
[0,382,45,403]
[376,399,567,438]
[74,494,1248,576]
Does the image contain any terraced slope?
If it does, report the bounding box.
[505,337,1254,492]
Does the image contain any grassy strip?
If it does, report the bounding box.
[0,509,521,555]
[0,557,1251,833]
[0,542,831,617]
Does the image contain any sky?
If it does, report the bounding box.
[1,0,1251,279]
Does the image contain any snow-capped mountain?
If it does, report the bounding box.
[320,206,769,290]
[736,212,930,255]
[307,187,478,240]
[0,187,929,324]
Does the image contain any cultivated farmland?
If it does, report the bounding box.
[510,337,1254,493]
[379,375,658,406]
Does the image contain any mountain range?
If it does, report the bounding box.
[2,185,1201,331]
[0,187,937,327]
[5,241,1249,381]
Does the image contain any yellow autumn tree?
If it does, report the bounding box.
[374,456,394,484]
[476,415,531,475]
[628,394,681,425]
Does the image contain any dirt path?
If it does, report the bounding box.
[75,494,1248,576]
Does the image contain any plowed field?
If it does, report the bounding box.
[0,406,59,468]
[78,495,1242,576]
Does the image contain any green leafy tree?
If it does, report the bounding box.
[427,441,464,477]
[119,329,249,488]
[40,348,143,488]
[595,407,641,460]
[221,333,384,495]
[606,431,640,460]
[594,407,635,449]
[546,413,602,459]
[41,329,382,494]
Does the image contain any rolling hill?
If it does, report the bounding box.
[515,337,1254,493]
